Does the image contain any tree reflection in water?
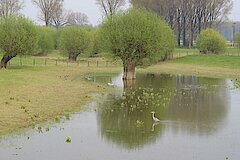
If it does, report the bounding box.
[95,74,229,149]
[97,87,176,149]
[167,76,229,135]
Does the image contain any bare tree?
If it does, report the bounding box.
[66,11,89,26]
[50,1,68,28]
[0,0,23,17]
[96,0,125,17]
[131,0,233,48]
[32,0,64,26]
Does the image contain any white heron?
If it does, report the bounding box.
[85,77,92,81]
[151,112,160,122]
[107,82,115,87]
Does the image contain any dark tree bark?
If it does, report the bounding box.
[0,55,15,69]
[177,9,181,47]
[123,63,136,80]
[182,16,187,47]
[68,53,80,61]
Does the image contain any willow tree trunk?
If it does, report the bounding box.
[68,53,80,61]
[123,63,136,80]
[123,79,135,90]
[0,55,14,69]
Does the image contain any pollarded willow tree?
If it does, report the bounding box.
[100,8,175,80]
[0,16,38,68]
[60,26,90,61]
[36,26,55,55]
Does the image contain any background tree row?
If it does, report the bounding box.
[130,0,233,48]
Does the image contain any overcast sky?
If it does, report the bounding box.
[22,0,240,26]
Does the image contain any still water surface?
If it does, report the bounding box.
[0,73,240,160]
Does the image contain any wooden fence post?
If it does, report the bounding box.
[106,61,108,67]
[20,58,22,66]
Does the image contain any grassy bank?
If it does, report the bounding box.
[144,54,240,78]
[172,55,240,69]
[0,64,121,135]
[172,48,240,57]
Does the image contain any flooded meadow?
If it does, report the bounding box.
[1,73,240,160]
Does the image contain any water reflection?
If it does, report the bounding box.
[167,76,229,135]
[0,73,236,160]
[97,87,175,149]
[96,74,229,149]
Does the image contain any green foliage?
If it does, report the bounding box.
[52,29,62,50]
[88,28,101,56]
[196,29,226,54]
[60,26,91,57]
[36,26,55,55]
[235,33,240,48]
[66,137,71,143]
[100,8,175,66]
[0,16,38,57]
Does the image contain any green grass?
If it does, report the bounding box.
[223,48,240,56]
[174,48,199,54]
[172,54,240,69]
[170,48,198,58]
[0,59,121,136]
[172,47,240,58]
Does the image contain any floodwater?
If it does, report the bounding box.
[1,73,240,160]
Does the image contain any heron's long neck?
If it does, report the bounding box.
[152,113,155,119]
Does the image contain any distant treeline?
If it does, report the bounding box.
[130,0,233,48]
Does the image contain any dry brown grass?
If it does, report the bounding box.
[0,64,121,135]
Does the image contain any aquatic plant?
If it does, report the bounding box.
[65,113,71,120]
[38,125,43,133]
[136,120,144,128]
[55,116,60,122]
[66,137,71,143]
[46,126,50,132]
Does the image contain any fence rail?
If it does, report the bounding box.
[6,50,240,67]
[7,57,123,68]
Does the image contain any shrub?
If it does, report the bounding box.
[196,29,226,54]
